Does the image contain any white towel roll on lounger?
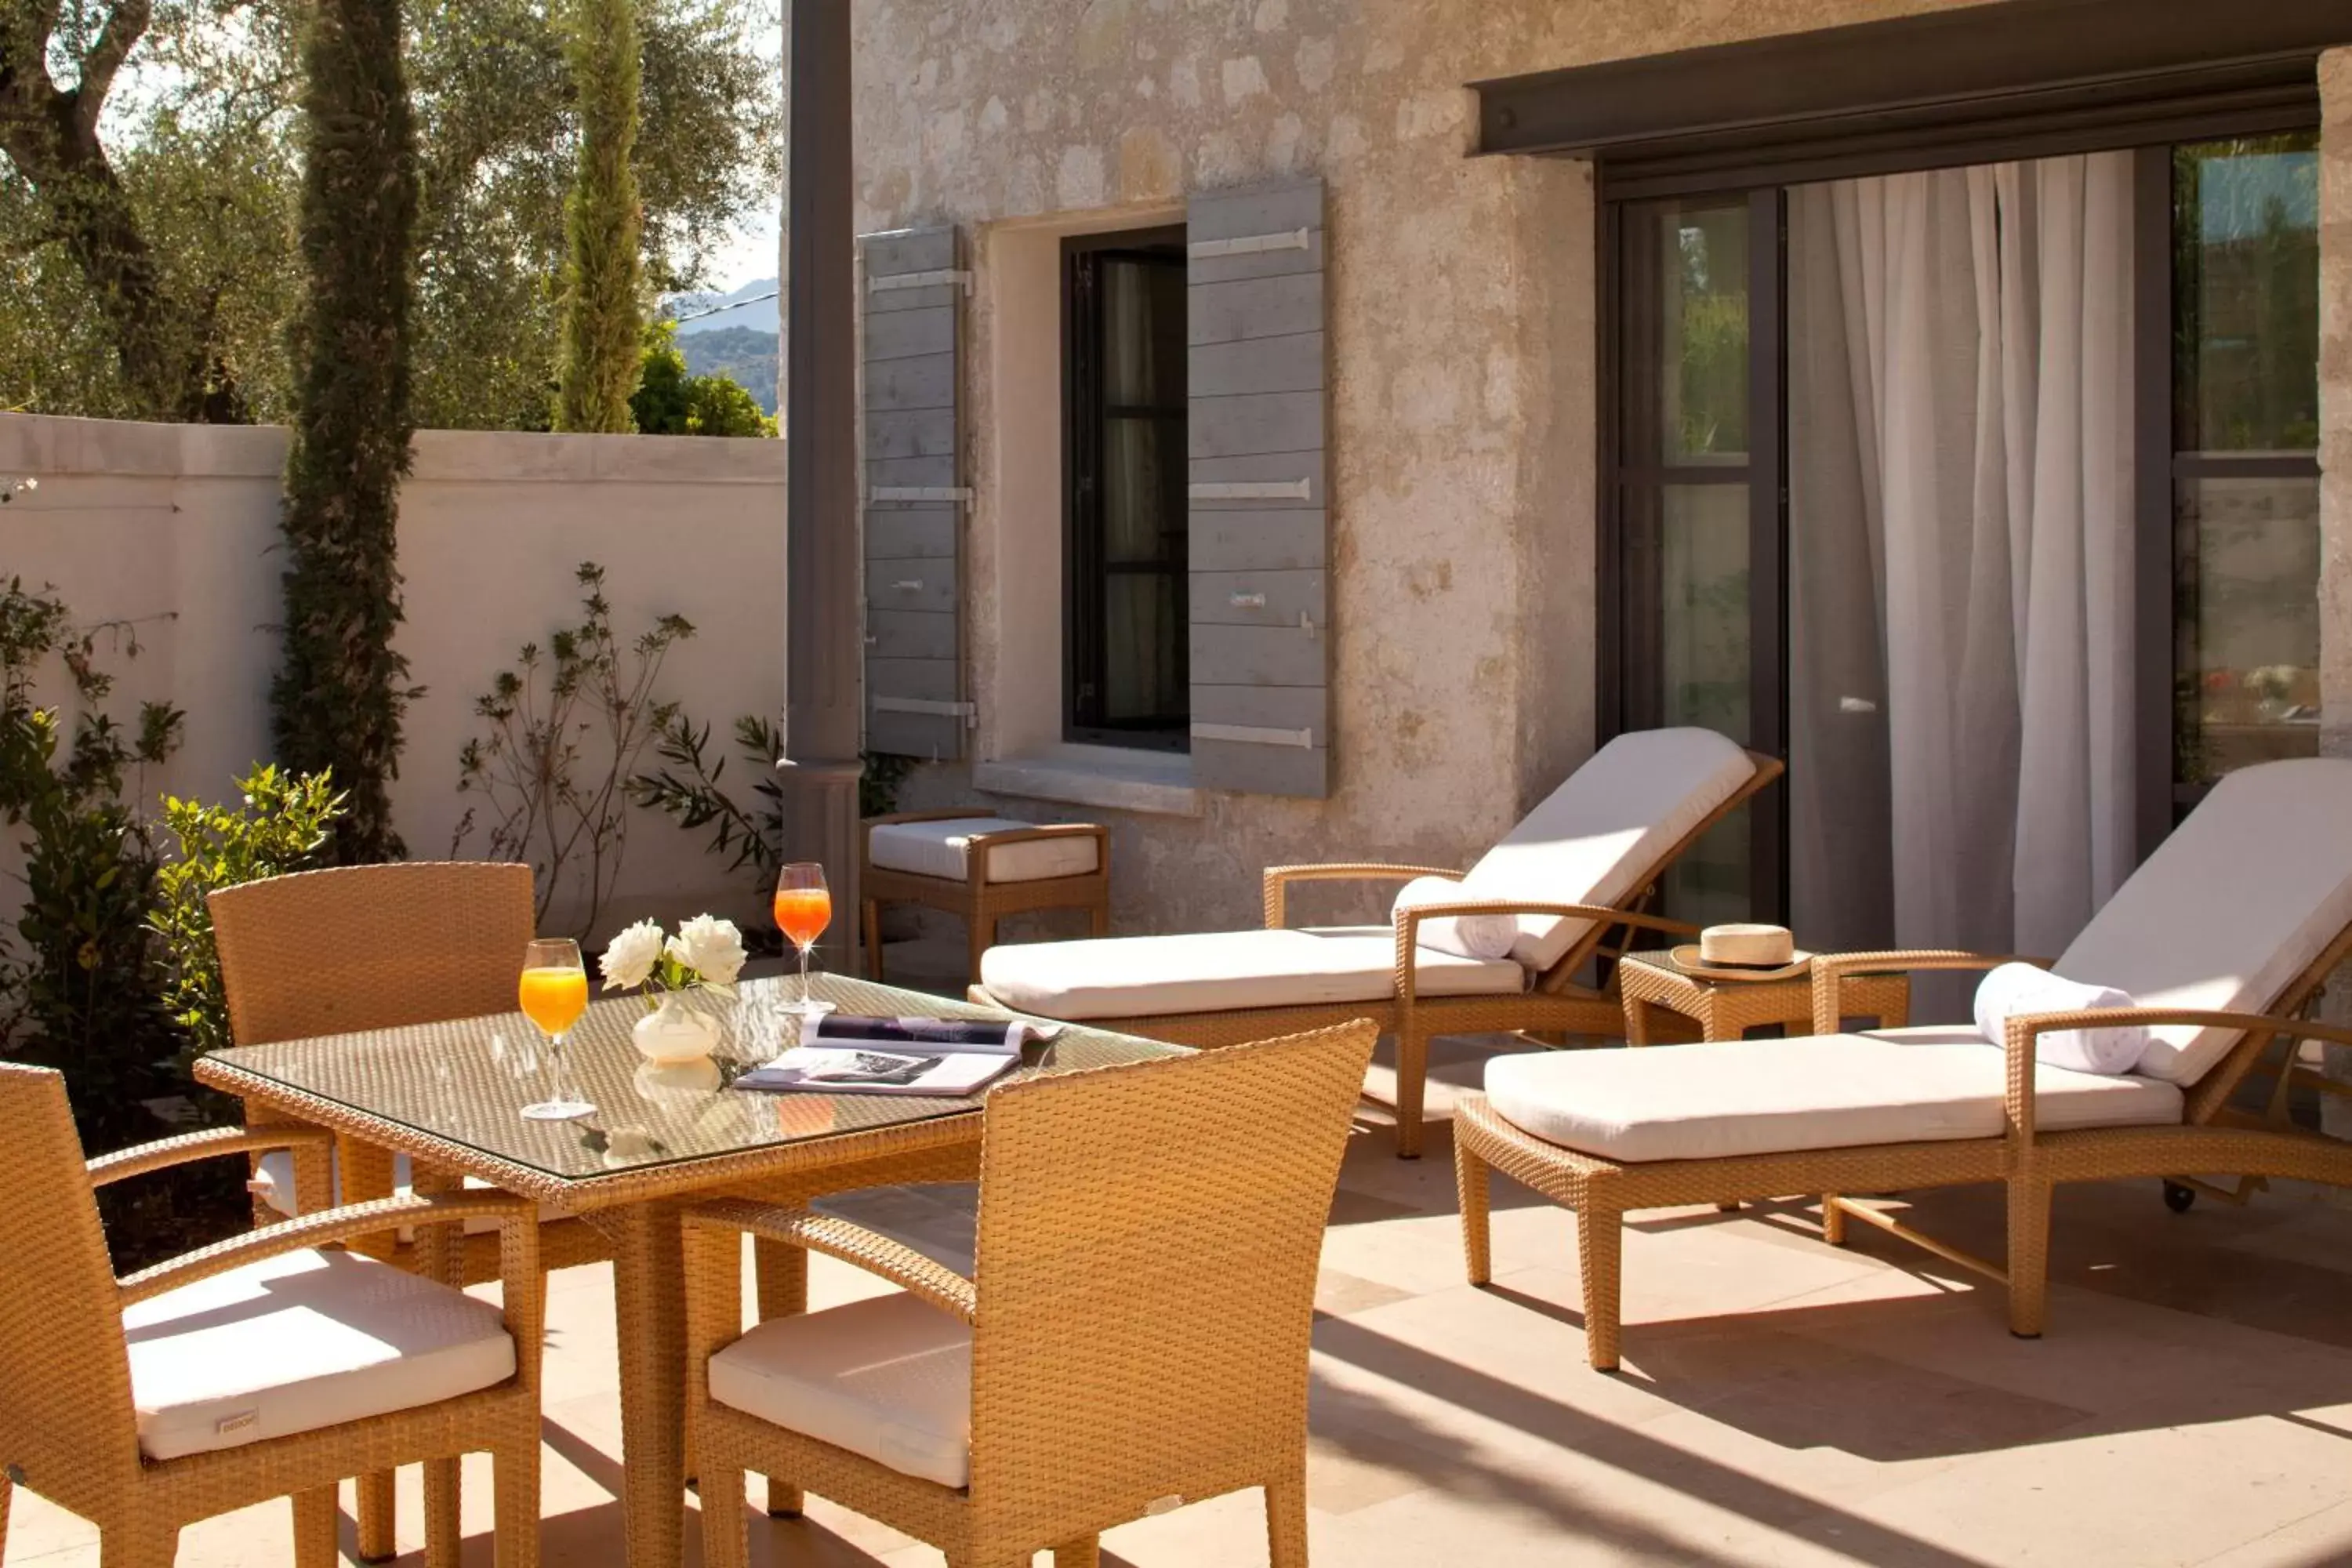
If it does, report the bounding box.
[1392,877,1522,964]
[1972,962,2148,1076]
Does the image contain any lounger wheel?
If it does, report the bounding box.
[2161,1181,2196,1214]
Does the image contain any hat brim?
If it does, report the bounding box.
[1666,945,1814,983]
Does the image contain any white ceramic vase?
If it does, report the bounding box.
[632,993,720,1064]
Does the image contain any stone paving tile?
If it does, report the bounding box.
[9,1138,2352,1568]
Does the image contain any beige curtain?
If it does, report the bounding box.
[1789,153,2136,965]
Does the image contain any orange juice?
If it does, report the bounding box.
[775,887,832,949]
[518,965,589,1036]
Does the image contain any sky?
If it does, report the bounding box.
[706,208,782,293]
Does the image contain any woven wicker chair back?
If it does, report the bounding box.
[0,1064,140,1487]
[210,862,537,1045]
[965,1019,1377,1535]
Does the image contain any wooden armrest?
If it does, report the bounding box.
[1262,862,1463,928]
[1806,950,2053,1033]
[88,1123,336,1189]
[687,1197,976,1323]
[1392,901,1697,1001]
[118,1191,539,1308]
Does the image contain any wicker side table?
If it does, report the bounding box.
[1617,952,1911,1045]
[862,810,1112,984]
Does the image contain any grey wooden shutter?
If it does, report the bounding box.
[862,226,970,760]
[1185,177,1329,797]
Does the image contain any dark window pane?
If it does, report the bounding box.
[2174,475,2321,787]
[1639,482,1753,923]
[2174,135,2319,455]
[1064,233,1189,747]
[1624,199,1750,466]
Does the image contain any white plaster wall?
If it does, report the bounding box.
[0,413,787,942]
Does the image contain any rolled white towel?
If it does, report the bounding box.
[1392,877,1520,964]
[1972,962,2148,1076]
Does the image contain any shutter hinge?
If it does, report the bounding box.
[872,485,974,506]
[1189,478,1312,503]
[1192,721,1315,750]
[1187,229,1312,260]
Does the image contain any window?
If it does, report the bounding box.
[2170,132,2321,800]
[1062,227,1190,750]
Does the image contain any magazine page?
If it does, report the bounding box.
[735,1046,1019,1098]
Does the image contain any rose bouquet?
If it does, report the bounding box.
[600,914,749,1062]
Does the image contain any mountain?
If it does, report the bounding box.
[677,325,779,414]
[670,276,780,336]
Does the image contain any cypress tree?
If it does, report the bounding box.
[270,0,420,862]
[554,0,644,433]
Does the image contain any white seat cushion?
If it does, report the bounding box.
[2053,758,2352,1086]
[979,925,1524,1020]
[1485,1027,2182,1164]
[709,1291,972,1488]
[252,1150,564,1236]
[869,817,1099,884]
[1459,728,1757,974]
[125,1248,515,1461]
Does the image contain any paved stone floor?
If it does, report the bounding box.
[10,1035,2352,1566]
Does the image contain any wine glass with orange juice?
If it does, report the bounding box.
[774,863,836,1021]
[517,937,595,1120]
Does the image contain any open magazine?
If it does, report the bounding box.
[731,1014,1064,1098]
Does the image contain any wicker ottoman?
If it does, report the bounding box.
[862,810,1111,983]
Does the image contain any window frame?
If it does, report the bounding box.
[1059,224,1192,752]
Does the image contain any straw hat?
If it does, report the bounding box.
[1667,924,1812,982]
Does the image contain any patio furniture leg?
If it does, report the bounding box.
[2006,1172,2054,1340]
[1576,1203,1626,1372]
[1821,1192,1847,1246]
[495,1429,543,1568]
[411,1165,466,1568]
[608,1200,691,1568]
[863,898,884,980]
[1454,1136,1492,1285]
[753,1234,808,1517]
[97,1523,178,1568]
[292,1485,339,1568]
[1053,1536,1102,1566]
[1392,1025,1428,1160]
[422,1457,461,1567]
[967,916,993,986]
[697,1466,750,1568]
[1265,1466,1310,1568]
[355,1472,397,1559]
[0,1465,11,1555]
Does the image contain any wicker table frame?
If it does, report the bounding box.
[1456,922,2352,1370]
[194,985,1163,1568]
[862,811,1112,984]
[1617,954,1911,1044]
[970,751,1787,1159]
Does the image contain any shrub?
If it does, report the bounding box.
[454,561,694,937]
[151,766,345,1062]
[631,320,775,437]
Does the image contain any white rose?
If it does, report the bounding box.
[600,920,665,992]
[666,913,747,986]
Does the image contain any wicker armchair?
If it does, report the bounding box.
[209,860,604,1559]
[684,1020,1379,1568]
[0,1063,543,1568]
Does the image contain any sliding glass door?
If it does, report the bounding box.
[1606,129,2321,954]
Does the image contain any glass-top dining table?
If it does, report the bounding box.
[195,971,1185,1568]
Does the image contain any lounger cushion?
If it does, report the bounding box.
[709,1290,972,1488]
[869,817,1099,884]
[127,1248,516,1461]
[2054,758,2352,1087]
[1461,728,1757,974]
[979,925,1525,1020]
[1485,1027,2181,1164]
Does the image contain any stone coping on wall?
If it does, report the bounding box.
[0,413,787,484]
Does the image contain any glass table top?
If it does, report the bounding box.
[199,972,1186,1184]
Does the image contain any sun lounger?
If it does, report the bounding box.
[971,728,1782,1156]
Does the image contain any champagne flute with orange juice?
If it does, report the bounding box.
[518,937,595,1120]
[774,863,836,1021]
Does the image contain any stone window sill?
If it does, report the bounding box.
[972,745,1201,818]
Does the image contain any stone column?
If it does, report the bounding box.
[780,0,864,966]
[2317,49,2350,1139]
